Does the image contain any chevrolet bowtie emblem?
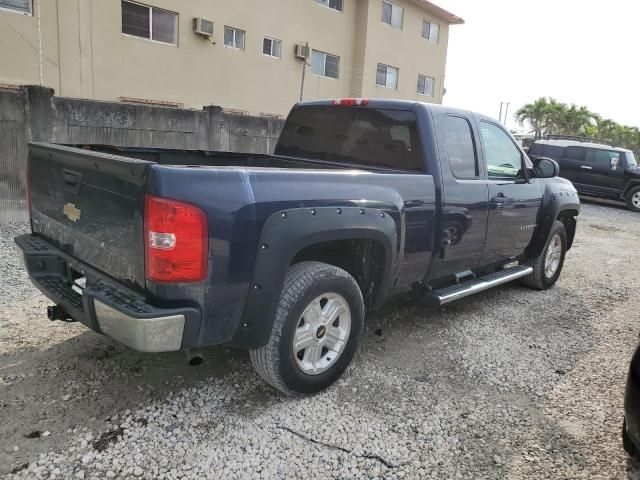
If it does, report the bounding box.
[63,203,81,222]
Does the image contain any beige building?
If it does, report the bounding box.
[0,0,462,116]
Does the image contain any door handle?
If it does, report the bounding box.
[490,193,508,208]
[580,165,593,170]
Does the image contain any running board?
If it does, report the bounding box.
[424,265,533,306]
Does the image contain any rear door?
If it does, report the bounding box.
[581,148,626,195]
[28,143,152,289]
[432,113,489,278]
[559,146,587,186]
[477,121,542,263]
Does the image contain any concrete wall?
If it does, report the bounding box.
[0,0,461,116]
[0,85,285,223]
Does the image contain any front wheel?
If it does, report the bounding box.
[250,261,364,396]
[626,186,640,213]
[521,220,567,290]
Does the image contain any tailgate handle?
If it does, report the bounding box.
[63,169,82,194]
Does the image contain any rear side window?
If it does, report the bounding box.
[443,116,477,178]
[562,146,586,161]
[276,106,423,171]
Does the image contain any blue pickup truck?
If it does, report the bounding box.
[16,99,580,395]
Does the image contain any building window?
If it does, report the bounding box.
[376,64,399,89]
[314,0,343,12]
[263,37,282,58]
[121,1,178,45]
[311,50,340,79]
[417,75,435,96]
[422,20,439,43]
[381,1,403,29]
[0,0,31,15]
[224,26,246,50]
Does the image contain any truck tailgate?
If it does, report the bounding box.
[28,143,152,290]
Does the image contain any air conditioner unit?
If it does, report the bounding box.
[193,18,214,37]
[295,44,310,60]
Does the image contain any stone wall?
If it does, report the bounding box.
[0,86,286,222]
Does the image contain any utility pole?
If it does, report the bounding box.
[299,42,310,102]
[498,101,510,126]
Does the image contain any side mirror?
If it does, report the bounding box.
[530,156,559,178]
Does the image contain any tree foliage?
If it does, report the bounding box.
[515,97,639,153]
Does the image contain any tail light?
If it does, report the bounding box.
[144,194,208,283]
[331,98,368,106]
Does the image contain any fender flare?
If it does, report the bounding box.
[232,206,399,349]
[526,189,579,258]
[623,180,640,198]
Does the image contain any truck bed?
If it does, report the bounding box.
[79,145,403,172]
[26,142,437,349]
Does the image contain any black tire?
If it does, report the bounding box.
[249,261,364,396]
[623,419,639,457]
[521,220,567,290]
[626,186,640,213]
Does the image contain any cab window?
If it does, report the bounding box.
[479,122,523,179]
[443,116,478,178]
[562,146,586,161]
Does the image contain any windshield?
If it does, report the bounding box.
[626,151,637,167]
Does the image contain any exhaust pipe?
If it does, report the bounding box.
[185,349,204,366]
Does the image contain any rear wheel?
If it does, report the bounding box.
[623,419,639,456]
[250,261,364,396]
[626,186,640,213]
[521,220,567,290]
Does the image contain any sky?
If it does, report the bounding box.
[433,0,640,131]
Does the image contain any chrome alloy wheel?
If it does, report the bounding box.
[544,234,562,278]
[632,191,640,209]
[292,292,351,375]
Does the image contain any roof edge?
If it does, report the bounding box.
[413,0,465,24]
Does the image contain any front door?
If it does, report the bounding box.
[478,121,542,264]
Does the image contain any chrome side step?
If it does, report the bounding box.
[425,265,533,306]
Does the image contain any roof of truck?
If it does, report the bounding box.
[534,139,631,153]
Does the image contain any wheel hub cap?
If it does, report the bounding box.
[544,234,562,279]
[292,292,351,375]
[633,192,640,208]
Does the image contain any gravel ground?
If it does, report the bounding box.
[1,199,640,479]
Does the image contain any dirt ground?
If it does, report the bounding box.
[1,198,640,479]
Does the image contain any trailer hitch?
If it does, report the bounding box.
[47,305,76,323]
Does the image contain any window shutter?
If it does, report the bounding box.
[391,6,403,28]
[381,2,392,24]
[122,1,150,39]
[325,54,340,79]
[0,0,31,13]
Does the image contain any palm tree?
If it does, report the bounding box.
[515,98,639,155]
[516,98,549,139]
[542,97,566,135]
[555,104,595,136]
